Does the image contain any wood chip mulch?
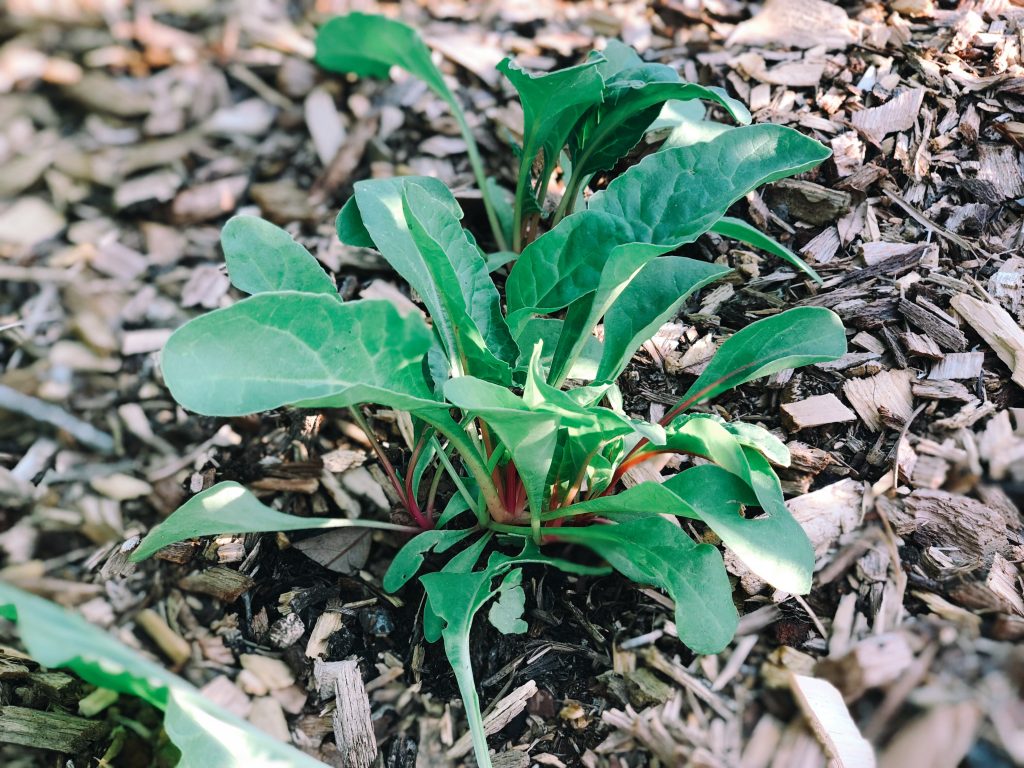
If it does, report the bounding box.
[1,1,1023,767]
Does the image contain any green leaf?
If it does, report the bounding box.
[569,47,751,179]
[513,318,604,381]
[221,216,337,296]
[550,517,737,654]
[710,216,820,283]
[315,13,446,94]
[498,56,605,243]
[132,482,413,562]
[402,183,518,373]
[589,124,832,246]
[382,527,479,592]
[423,531,493,643]
[350,178,515,381]
[597,256,731,381]
[723,420,790,467]
[663,463,814,594]
[0,583,327,768]
[161,293,440,417]
[336,198,375,248]
[673,306,846,410]
[505,212,633,326]
[488,569,528,634]
[444,374,560,520]
[314,13,507,250]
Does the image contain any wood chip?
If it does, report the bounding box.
[178,566,255,602]
[789,674,876,767]
[781,394,857,431]
[950,293,1024,389]
[135,608,191,666]
[726,0,856,50]
[331,659,377,768]
[0,706,107,753]
[842,369,914,431]
[852,88,925,144]
[928,352,984,380]
[449,680,539,759]
[879,702,980,768]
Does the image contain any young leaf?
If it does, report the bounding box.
[487,569,528,634]
[350,178,515,381]
[498,57,605,246]
[596,256,731,381]
[132,481,413,562]
[589,124,832,246]
[710,216,820,283]
[663,463,814,594]
[221,216,337,296]
[671,306,846,413]
[443,375,561,520]
[382,527,479,592]
[162,293,441,417]
[0,583,326,768]
[550,517,738,654]
[314,13,507,249]
[569,43,751,181]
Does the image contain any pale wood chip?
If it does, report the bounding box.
[789,674,876,767]
[950,293,1024,389]
[781,394,857,431]
[842,369,914,431]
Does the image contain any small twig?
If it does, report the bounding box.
[0,384,115,454]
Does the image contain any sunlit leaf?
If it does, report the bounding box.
[221,216,337,296]
[162,294,441,417]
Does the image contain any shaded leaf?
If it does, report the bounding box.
[132,482,412,562]
[673,306,846,410]
[550,517,737,654]
[382,527,478,592]
[0,583,326,768]
[597,256,730,381]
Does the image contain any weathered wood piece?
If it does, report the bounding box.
[0,706,106,753]
[178,566,254,602]
[843,369,914,431]
[781,394,857,431]
[331,659,377,768]
[789,674,876,768]
[950,293,1024,389]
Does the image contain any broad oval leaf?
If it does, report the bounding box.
[590,123,831,245]
[132,481,413,562]
[161,293,440,417]
[221,215,337,296]
[674,306,846,410]
[0,583,327,768]
[315,13,448,97]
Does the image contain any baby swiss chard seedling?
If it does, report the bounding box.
[131,13,846,767]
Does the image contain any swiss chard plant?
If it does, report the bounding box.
[126,13,845,767]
